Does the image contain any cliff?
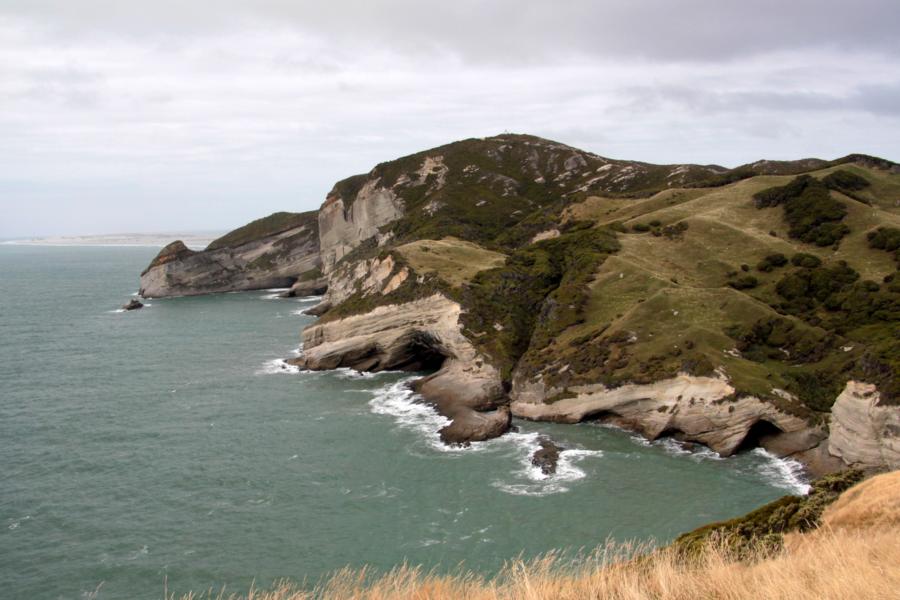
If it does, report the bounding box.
[137,133,900,471]
[139,211,324,298]
[293,134,900,469]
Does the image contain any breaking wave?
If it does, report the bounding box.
[751,448,810,494]
[255,358,301,375]
[368,379,604,496]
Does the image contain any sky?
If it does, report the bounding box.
[1,1,899,238]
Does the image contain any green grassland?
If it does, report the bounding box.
[394,237,507,287]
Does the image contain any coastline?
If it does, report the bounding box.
[1,232,222,249]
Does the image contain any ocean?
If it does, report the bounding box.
[0,245,807,599]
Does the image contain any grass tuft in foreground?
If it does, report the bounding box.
[173,472,900,600]
[173,527,900,600]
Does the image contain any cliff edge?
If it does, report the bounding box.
[139,211,324,298]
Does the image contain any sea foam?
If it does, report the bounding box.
[255,358,301,375]
[368,379,605,496]
[751,448,810,494]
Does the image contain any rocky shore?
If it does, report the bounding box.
[139,134,900,476]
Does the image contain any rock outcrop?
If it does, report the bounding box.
[828,381,900,471]
[290,294,509,444]
[139,211,321,298]
[510,373,821,457]
[279,276,329,298]
[318,179,403,274]
[121,298,144,311]
[531,438,563,475]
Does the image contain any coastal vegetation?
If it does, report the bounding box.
[207,211,318,251]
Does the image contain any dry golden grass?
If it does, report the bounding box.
[175,472,900,600]
[822,470,900,532]
[174,527,900,600]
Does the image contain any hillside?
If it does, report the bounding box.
[137,133,900,473]
[292,134,900,473]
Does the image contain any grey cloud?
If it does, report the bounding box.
[3,0,900,64]
[617,83,900,117]
[854,84,900,116]
[0,2,898,238]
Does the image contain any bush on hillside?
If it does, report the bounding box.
[754,176,850,247]
[822,169,871,193]
[757,253,788,272]
[790,253,822,268]
[728,275,759,290]
[867,226,900,264]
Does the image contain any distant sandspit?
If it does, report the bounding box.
[1,232,224,250]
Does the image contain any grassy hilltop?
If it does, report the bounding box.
[318,134,900,420]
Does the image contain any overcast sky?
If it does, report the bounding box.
[1,1,899,238]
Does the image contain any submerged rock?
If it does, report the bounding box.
[531,438,563,475]
[122,299,144,311]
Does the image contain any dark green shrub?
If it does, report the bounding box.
[822,169,870,193]
[867,227,900,264]
[632,223,651,232]
[783,184,849,245]
[791,253,822,268]
[753,175,814,208]
[868,227,900,252]
[661,221,689,239]
[757,253,788,272]
[728,275,759,290]
[755,176,850,246]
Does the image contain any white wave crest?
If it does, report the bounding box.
[368,379,604,495]
[335,367,389,380]
[255,358,300,375]
[492,432,604,496]
[751,448,810,494]
[653,437,724,462]
[368,378,453,451]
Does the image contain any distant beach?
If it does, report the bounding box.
[0,232,223,250]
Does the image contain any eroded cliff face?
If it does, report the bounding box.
[829,381,900,470]
[292,294,509,443]
[510,372,821,458]
[318,180,403,274]
[140,213,321,298]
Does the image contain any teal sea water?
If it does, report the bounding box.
[0,245,808,599]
